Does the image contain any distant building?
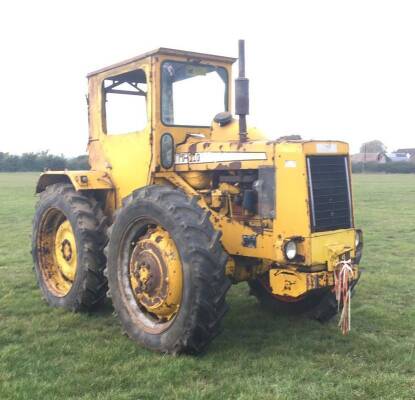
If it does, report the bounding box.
[351,152,389,163]
[395,148,415,163]
[396,148,415,157]
[386,152,410,162]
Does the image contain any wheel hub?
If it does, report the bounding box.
[37,210,78,297]
[61,239,73,262]
[54,220,77,282]
[129,227,182,320]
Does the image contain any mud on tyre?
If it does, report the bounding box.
[32,183,108,311]
[105,185,231,354]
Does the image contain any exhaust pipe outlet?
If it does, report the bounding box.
[235,39,249,142]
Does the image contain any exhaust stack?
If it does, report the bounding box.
[235,39,249,142]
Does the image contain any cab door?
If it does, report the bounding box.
[88,62,152,203]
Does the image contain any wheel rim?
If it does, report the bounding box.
[120,222,183,333]
[37,209,77,297]
[129,226,182,320]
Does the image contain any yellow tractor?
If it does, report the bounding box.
[32,41,363,354]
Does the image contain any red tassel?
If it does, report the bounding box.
[334,260,354,335]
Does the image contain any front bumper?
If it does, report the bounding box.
[269,265,360,299]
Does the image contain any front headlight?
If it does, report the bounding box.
[284,240,297,260]
[355,229,363,248]
[354,229,363,264]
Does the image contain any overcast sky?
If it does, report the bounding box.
[1,0,415,156]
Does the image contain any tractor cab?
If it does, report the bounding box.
[84,48,236,201]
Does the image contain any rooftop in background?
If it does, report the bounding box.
[351,152,388,163]
[387,152,410,162]
[395,148,415,156]
[87,48,237,78]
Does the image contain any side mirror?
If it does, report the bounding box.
[160,133,174,169]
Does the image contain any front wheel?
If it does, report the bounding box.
[106,185,230,354]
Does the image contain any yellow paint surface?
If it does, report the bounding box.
[35,48,361,295]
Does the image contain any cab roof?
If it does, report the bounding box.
[87,47,237,78]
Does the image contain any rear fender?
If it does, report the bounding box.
[35,170,113,193]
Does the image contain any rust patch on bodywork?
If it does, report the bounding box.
[188,143,197,153]
[229,161,242,169]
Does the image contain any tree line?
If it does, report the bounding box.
[352,161,415,173]
[0,151,89,172]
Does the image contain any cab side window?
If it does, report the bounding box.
[102,69,147,135]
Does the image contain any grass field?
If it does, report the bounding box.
[0,172,414,400]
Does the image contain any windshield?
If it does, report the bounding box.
[161,61,228,126]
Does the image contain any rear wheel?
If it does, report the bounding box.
[32,183,108,311]
[106,185,230,354]
[248,276,338,322]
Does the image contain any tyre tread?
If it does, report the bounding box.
[106,185,230,354]
[32,183,108,311]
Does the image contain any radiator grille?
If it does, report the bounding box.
[307,155,353,232]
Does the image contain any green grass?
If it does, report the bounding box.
[0,172,414,400]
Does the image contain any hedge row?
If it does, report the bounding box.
[0,152,89,172]
[352,161,415,173]
[2,151,414,174]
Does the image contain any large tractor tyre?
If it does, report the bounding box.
[32,183,108,311]
[248,278,338,323]
[105,185,230,355]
